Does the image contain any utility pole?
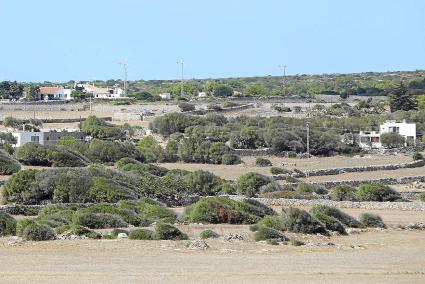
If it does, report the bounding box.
[119,61,128,96]
[89,79,93,114]
[278,65,287,96]
[177,60,184,97]
[306,103,311,182]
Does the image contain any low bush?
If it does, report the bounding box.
[184,197,274,224]
[178,102,195,112]
[309,205,363,228]
[129,228,157,240]
[257,215,284,231]
[237,172,271,197]
[55,224,100,238]
[16,219,36,237]
[155,223,188,240]
[199,229,219,239]
[270,167,291,175]
[73,212,128,229]
[420,192,425,202]
[80,116,126,139]
[329,185,357,201]
[255,157,272,167]
[296,184,327,195]
[260,190,316,200]
[356,184,401,202]
[359,213,386,228]
[254,226,288,242]
[0,150,21,175]
[0,212,17,236]
[412,152,423,160]
[22,222,56,241]
[14,143,89,167]
[309,211,346,234]
[116,158,168,177]
[117,199,177,224]
[281,207,328,235]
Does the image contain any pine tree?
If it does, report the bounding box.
[388,82,417,112]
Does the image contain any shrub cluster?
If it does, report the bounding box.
[255,157,272,167]
[356,184,400,202]
[359,213,386,228]
[281,207,328,235]
[184,197,275,224]
[237,172,271,197]
[0,212,17,236]
[0,150,21,175]
[199,229,219,239]
[14,143,89,167]
[80,116,126,139]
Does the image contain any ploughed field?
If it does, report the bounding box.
[1,207,424,284]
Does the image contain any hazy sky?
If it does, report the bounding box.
[0,0,424,82]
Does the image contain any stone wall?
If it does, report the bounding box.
[306,159,425,177]
[232,148,272,156]
[283,175,425,189]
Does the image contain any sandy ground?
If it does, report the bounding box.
[1,207,425,284]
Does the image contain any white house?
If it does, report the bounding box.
[159,93,171,100]
[83,83,125,99]
[9,129,85,147]
[38,87,73,101]
[359,120,416,149]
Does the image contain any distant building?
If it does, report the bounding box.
[9,129,85,147]
[359,120,416,149]
[159,93,171,100]
[82,83,125,99]
[38,87,73,101]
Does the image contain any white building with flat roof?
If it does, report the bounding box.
[359,120,416,149]
[8,129,85,147]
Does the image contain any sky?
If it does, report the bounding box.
[0,0,424,82]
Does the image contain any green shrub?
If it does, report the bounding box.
[73,212,128,229]
[413,152,423,160]
[117,199,177,224]
[184,197,273,224]
[281,207,328,235]
[137,136,165,163]
[16,219,36,237]
[257,215,284,231]
[116,158,168,176]
[3,169,38,204]
[87,139,142,164]
[199,229,219,239]
[55,224,100,238]
[329,185,357,201]
[0,150,21,175]
[309,205,363,228]
[270,167,291,175]
[36,213,71,228]
[129,228,156,240]
[80,116,125,139]
[221,153,241,165]
[255,157,272,167]
[178,102,195,112]
[184,170,224,196]
[309,211,346,234]
[420,192,425,202]
[0,212,16,236]
[296,184,327,195]
[356,184,401,202]
[155,223,188,240]
[14,143,89,167]
[254,226,288,242]
[22,222,55,241]
[237,172,271,197]
[359,213,386,228]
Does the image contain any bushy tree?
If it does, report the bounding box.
[388,82,417,112]
[137,136,165,162]
[380,132,405,148]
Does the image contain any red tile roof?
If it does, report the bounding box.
[39,87,63,94]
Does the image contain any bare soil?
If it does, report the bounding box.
[1,208,424,284]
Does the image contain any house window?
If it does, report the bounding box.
[388,127,400,133]
[371,137,380,143]
[31,136,39,143]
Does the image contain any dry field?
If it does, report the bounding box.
[1,207,425,284]
[160,154,413,180]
